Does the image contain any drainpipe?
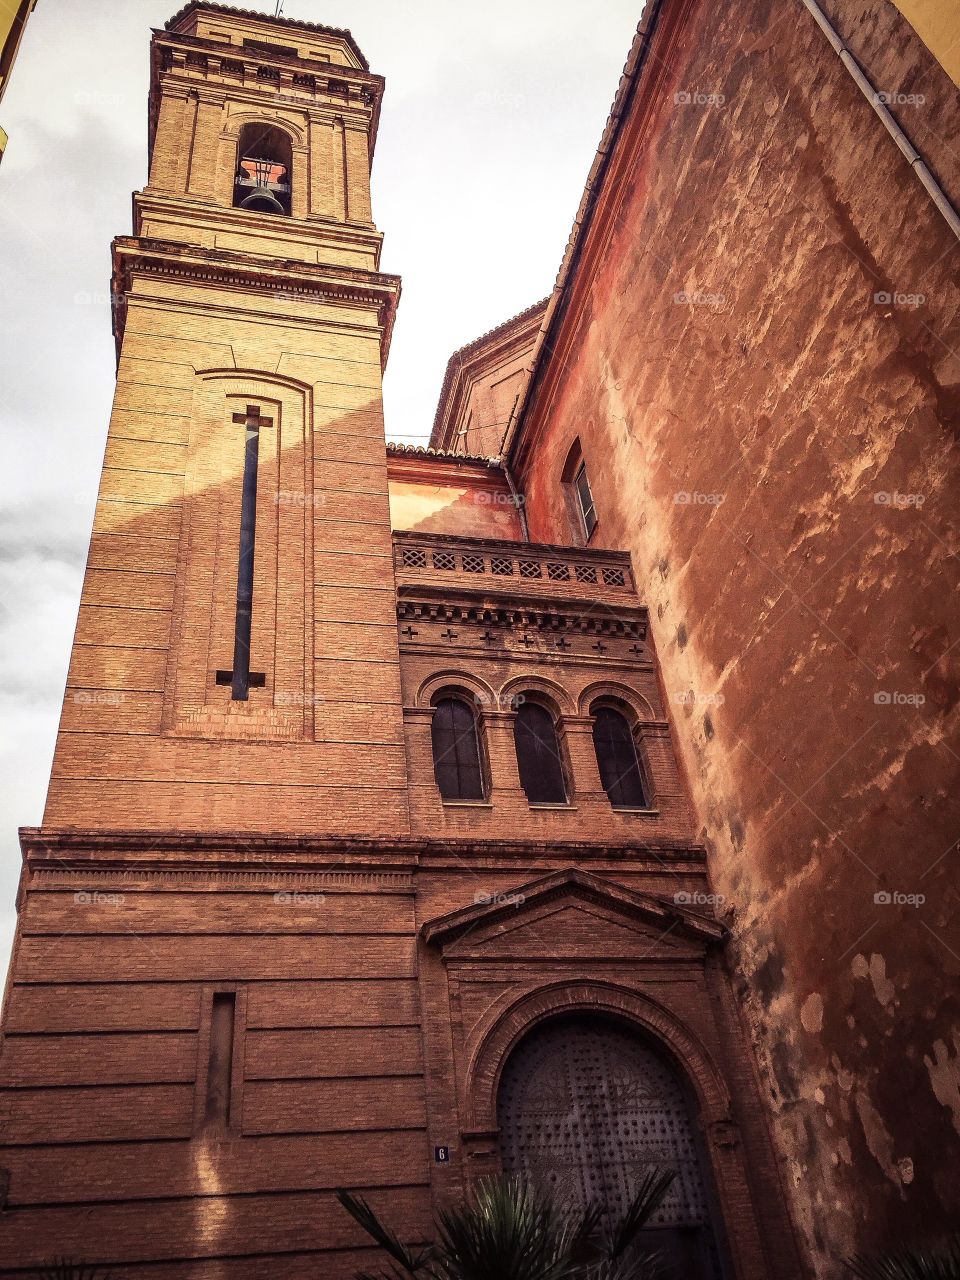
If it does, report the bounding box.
[801,0,960,241]
[501,394,531,541]
[503,461,530,542]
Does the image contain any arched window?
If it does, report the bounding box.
[233,123,292,215]
[591,703,649,809]
[514,701,567,805]
[498,1015,726,1278]
[561,438,598,542]
[431,696,485,801]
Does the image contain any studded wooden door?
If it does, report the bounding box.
[497,1016,726,1278]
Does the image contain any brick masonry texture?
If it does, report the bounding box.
[9,0,950,1276]
[509,0,960,1269]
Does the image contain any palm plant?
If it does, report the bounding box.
[38,1263,111,1280]
[845,1237,960,1279]
[337,1167,676,1280]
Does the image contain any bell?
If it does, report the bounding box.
[236,155,287,215]
[239,187,286,214]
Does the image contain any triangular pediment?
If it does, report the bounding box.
[421,868,726,961]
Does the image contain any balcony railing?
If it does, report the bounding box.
[393,532,633,594]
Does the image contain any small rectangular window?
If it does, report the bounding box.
[574,463,598,538]
[204,992,236,1134]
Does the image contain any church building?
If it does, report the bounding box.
[1,2,957,1277]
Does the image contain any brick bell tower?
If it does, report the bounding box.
[1,5,417,1273]
[45,3,405,832]
[0,6,804,1277]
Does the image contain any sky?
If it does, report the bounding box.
[0,0,644,985]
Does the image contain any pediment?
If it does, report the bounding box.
[421,868,725,962]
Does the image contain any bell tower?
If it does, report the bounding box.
[42,2,407,836]
[138,2,384,267]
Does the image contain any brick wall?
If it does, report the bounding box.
[514,0,960,1264]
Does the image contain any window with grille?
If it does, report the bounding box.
[603,567,626,587]
[547,562,570,582]
[497,1016,725,1279]
[519,560,543,579]
[462,554,485,573]
[514,702,567,805]
[591,705,648,808]
[491,557,514,575]
[433,550,456,571]
[402,548,427,568]
[431,697,485,801]
[575,564,598,584]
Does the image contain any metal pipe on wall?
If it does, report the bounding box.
[800,0,960,241]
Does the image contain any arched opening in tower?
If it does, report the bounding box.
[233,122,292,215]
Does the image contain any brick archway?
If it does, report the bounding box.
[459,980,773,1280]
[463,980,732,1134]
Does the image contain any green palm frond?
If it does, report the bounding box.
[339,1170,675,1280]
[598,1168,676,1261]
[336,1188,440,1276]
[846,1237,960,1279]
[435,1175,586,1280]
[38,1262,111,1280]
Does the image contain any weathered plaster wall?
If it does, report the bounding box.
[387,458,523,540]
[515,0,960,1269]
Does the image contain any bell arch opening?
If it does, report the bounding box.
[233,122,293,215]
[496,1013,729,1278]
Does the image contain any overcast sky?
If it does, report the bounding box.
[0,0,643,984]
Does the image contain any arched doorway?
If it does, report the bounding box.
[497,1014,727,1278]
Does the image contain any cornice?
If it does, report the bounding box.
[162,3,370,71]
[387,444,503,471]
[133,191,384,251]
[396,585,647,641]
[110,235,400,369]
[20,827,708,869]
